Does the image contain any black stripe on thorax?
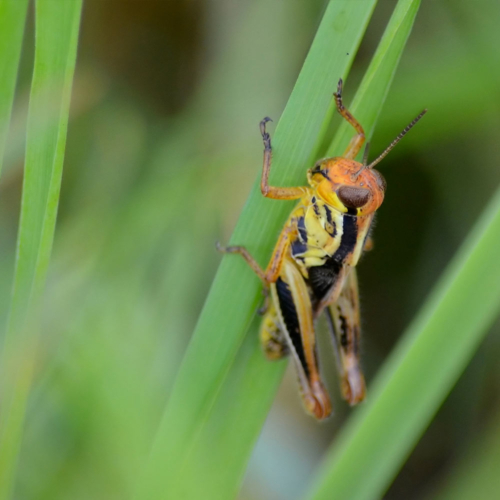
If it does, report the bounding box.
[297,216,307,242]
[324,204,333,225]
[312,196,320,216]
[291,216,308,257]
[333,212,358,263]
[323,205,337,237]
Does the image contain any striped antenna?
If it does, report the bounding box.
[367,109,427,169]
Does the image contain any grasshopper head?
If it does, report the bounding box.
[307,109,427,216]
[308,157,386,216]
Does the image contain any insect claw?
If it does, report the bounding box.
[215,241,227,253]
[260,117,273,150]
[333,78,347,115]
[334,77,343,98]
[260,117,273,138]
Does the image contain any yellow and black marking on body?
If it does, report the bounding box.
[218,78,426,420]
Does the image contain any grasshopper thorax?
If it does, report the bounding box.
[308,157,386,216]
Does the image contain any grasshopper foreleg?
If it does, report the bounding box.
[334,79,366,160]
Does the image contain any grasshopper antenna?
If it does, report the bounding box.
[367,109,427,169]
[362,141,370,167]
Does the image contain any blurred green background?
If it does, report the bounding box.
[1,0,500,499]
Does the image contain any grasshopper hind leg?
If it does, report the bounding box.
[273,260,332,420]
[326,269,366,405]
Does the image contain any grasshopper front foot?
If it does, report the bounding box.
[259,117,273,151]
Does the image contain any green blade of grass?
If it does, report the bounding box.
[0,0,28,177]
[304,150,500,500]
[177,323,287,500]
[135,1,379,497]
[0,1,82,497]
[176,1,422,497]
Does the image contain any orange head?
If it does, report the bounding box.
[308,157,386,217]
[307,108,427,217]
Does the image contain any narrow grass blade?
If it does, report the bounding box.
[0,0,28,177]
[135,1,379,497]
[178,328,287,500]
[304,168,500,500]
[0,1,82,497]
[176,0,422,497]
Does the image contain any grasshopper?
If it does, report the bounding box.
[219,79,426,419]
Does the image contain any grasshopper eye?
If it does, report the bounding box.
[337,185,371,209]
[372,170,387,192]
